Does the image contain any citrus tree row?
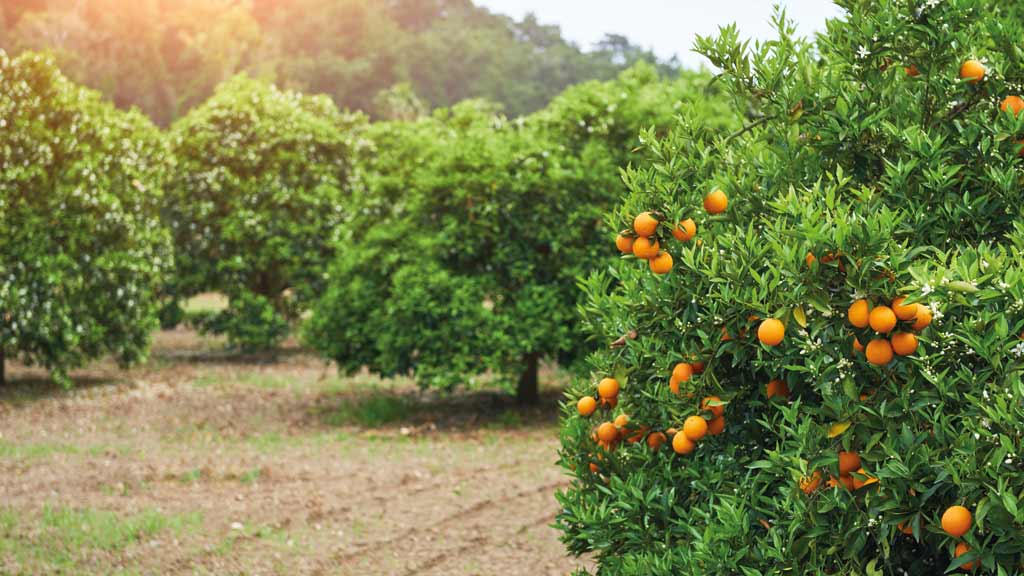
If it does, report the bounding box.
[558,1,1024,574]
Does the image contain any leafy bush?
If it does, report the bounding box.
[165,75,366,350]
[557,3,1024,574]
[306,65,734,402]
[0,51,172,385]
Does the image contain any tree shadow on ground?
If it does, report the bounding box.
[0,373,123,406]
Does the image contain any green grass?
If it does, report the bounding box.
[323,392,416,427]
[0,505,202,572]
[0,439,80,461]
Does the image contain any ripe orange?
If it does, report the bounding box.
[649,251,673,274]
[838,451,861,475]
[848,299,870,328]
[665,427,677,437]
[703,189,728,214]
[892,296,917,320]
[597,377,620,399]
[869,305,897,334]
[613,414,630,428]
[671,362,693,385]
[897,521,914,535]
[757,318,785,346]
[851,468,878,489]
[805,251,817,267]
[955,542,977,570]
[707,416,725,435]
[891,332,919,356]
[589,462,599,473]
[633,212,659,237]
[853,336,865,353]
[905,64,920,77]
[959,59,985,83]
[683,416,708,441]
[765,379,790,399]
[912,304,932,330]
[632,236,660,259]
[600,396,618,409]
[941,505,972,538]
[865,339,894,365]
[829,474,854,491]
[596,422,618,443]
[672,431,696,454]
[647,431,667,451]
[720,326,732,341]
[672,218,697,242]
[690,360,705,374]
[615,232,634,254]
[1000,95,1024,116]
[701,396,725,417]
[577,396,597,417]
[800,470,822,494]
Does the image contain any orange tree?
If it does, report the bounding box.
[306,64,735,402]
[557,2,1024,574]
[0,51,171,386]
[164,76,366,349]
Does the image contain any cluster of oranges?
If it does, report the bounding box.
[577,376,621,417]
[957,58,1024,156]
[941,505,976,570]
[848,296,931,365]
[615,189,728,275]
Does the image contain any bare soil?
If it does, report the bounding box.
[0,328,589,575]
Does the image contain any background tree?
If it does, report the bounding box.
[0,51,172,386]
[557,3,1024,574]
[164,75,366,349]
[306,64,734,403]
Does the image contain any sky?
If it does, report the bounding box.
[475,0,845,70]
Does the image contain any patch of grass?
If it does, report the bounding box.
[183,292,229,314]
[0,439,80,461]
[0,506,202,572]
[179,469,204,484]
[485,410,525,429]
[323,392,416,428]
[239,468,261,484]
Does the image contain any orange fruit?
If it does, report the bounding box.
[707,416,725,435]
[701,396,725,417]
[865,339,894,366]
[672,431,695,454]
[869,305,897,334]
[649,251,673,274]
[959,59,985,83]
[690,360,705,374]
[941,505,972,538]
[600,396,617,409]
[647,431,667,451]
[912,304,932,330]
[615,232,634,254]
[633,212,659,237]
[703,189,728,214]
[577,396,597,417]
[805,251,817,267]
[838,451,861,475]
[892,296,917,320]
[613,414,630,428]
[671,362,693,384]
[898,521,914,535]
[588,462,599,473]
[851,468,878,489]
[891,332,919,356]
[597,377,620,399]
[672,218,697,242]
[665,427,678,437]
[1000,95,1024,116]
[632,236,660,259]
[766,379,790,399]
[597,422,618,443]
[955,542,977,570]
[905,64,920,77]
[848,299,870,328]
[757,318,785,346]
[853,336,865,353]
[800,470,822,494]
[683,416,708,441]
[828,475,854,491]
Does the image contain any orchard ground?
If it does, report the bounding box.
[0,317,588,574]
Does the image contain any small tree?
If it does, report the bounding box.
[306,65,733,402]
[165,75,366,349]
[557,3,1024,574]
[0,51,172,386]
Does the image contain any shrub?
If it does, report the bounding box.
[0,51,172,386]
[306,65,734,402]
[165,75,366,350]
[557,3,1024,574]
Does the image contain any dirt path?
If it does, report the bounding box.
[0,329,589,575]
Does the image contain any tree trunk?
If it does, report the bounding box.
[516,352,540,405]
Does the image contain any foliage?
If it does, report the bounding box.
[165,75,365,350]
[557,2,1024,574]
[306,64,736,399]
[0,0,676,124]
[0,51,171,385]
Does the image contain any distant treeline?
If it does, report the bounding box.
[0,0,679,125]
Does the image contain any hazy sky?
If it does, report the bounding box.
[475,1,845,70]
